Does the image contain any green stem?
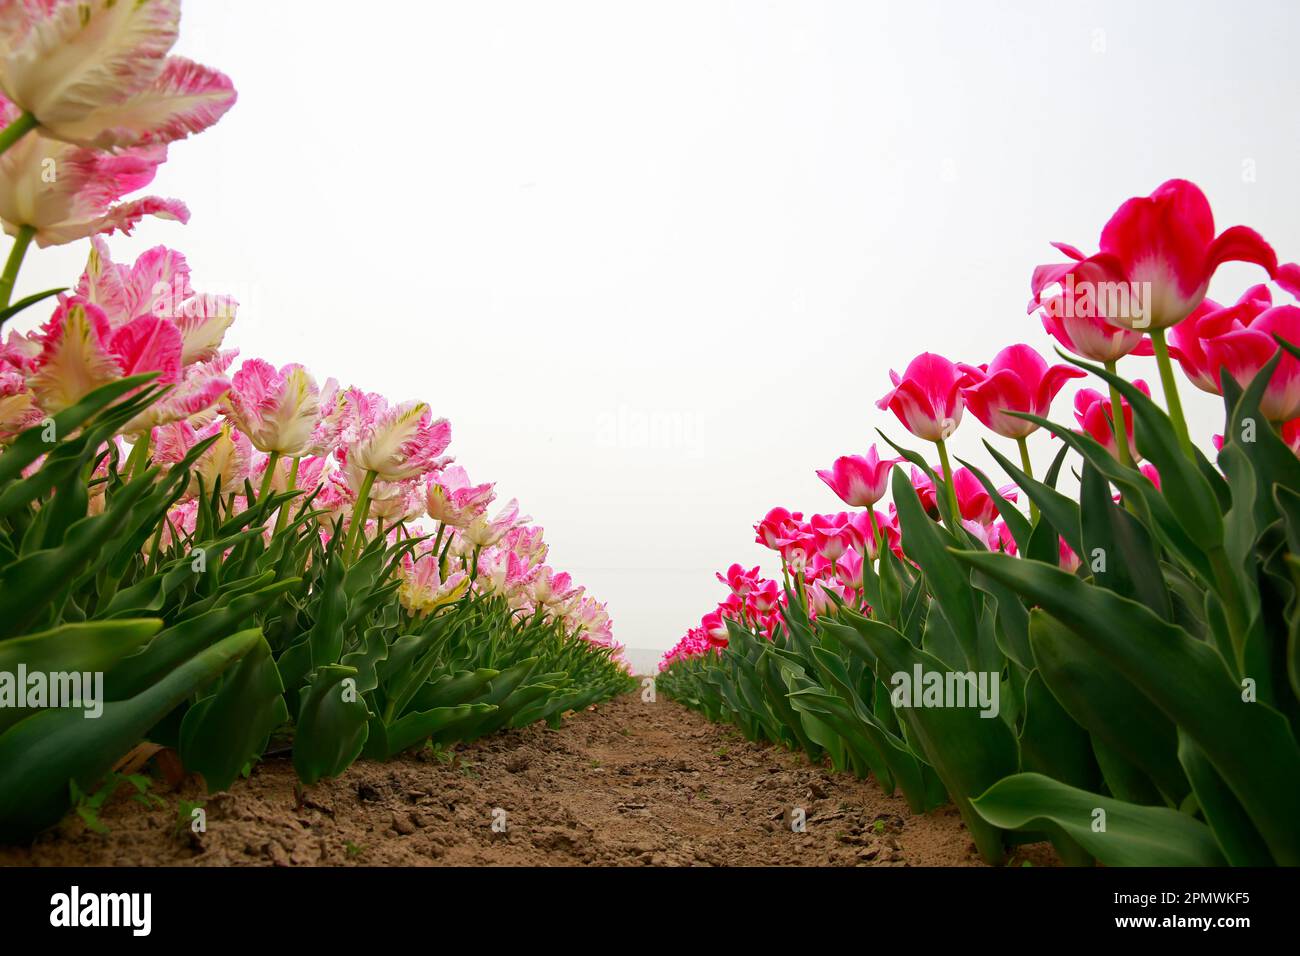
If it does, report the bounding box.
[0,111,37,160]
[934,437,961,529]
[1149,328,1194,458]
[1103,358,1135,468]
[0,224,35,313]
[1015,435,1038,523]
[125,431,151,481]
[257,450,281,508]
[272,456,299,535]
[345,469,377,563]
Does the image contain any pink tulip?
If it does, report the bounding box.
[425,465,496,528]
[501,524,548,566]
[1031,179,1277,331]
[992,520,1017,556]
[28,295,185,414]
[816,444,898,507]
[957,344,1084,439]
[1167,286,1273,394]
[876,352,965,442]
[1072,380,1151,458]
[529,566,582,609]
[0,108,188,246]
[810,512,857,562]
[1278,263,1300,299]
[0,364,39,441]
[1038,287,1153,363]
[77,241,236,363]
[750,578,781,614]
[1199,305,1300,421]
[754,506,802,550]
[1282,419,1300,457]
[716,562,760,597]
[397,548,468,618]
[834,548,865,590]
[701,611,730,647]
[121,348,233,435]
[344,397,452,482]
[224,359,322,456]
[461,498,524,549]
[951,467,1017,525]
[153,418,252,497]
[0,0,236,151]
[1059,538,1081,574]
[847,508,896,560]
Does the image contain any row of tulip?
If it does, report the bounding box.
[0,0,633,842]
[658,178,1300,866]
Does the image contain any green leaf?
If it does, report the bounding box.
[0,628,261,842]
[954,548,1300,863]
[293,665,370,786]
[971,773,1226,866]
[838,610,1016,863]
[179,634,288,792]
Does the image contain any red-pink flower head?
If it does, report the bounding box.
[816,444,898,508]
[957,344,1084,439]
[876,352,965,442]
[1031,179,1278,332]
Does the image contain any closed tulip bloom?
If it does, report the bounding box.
[876,352,965,442]
[958,344,1084,440]
[1038,290,1152,363]
[750,578,781,614]
[1201,305,1300,421]
[810,512,857,562]
[816,444,897,507]
[700,611,730,647]
[948,467,1017,525]
[1167,286,1273,394]
[1073,380,1151,459]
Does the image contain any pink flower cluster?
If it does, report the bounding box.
[0,0,623,671]
[663,179,1299,669]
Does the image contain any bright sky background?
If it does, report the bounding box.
[12,0,1300,664]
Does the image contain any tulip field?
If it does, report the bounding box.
[0,0,1298,879]
[0,0,633,848]
[658,178,1300,867]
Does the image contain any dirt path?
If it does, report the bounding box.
[0,691,1052,866]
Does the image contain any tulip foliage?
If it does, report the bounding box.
[660,179,1300,867]
[0,0,631,843]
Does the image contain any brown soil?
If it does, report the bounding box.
[0,691,1054,867]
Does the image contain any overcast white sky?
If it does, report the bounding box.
[12,0,1300,658]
